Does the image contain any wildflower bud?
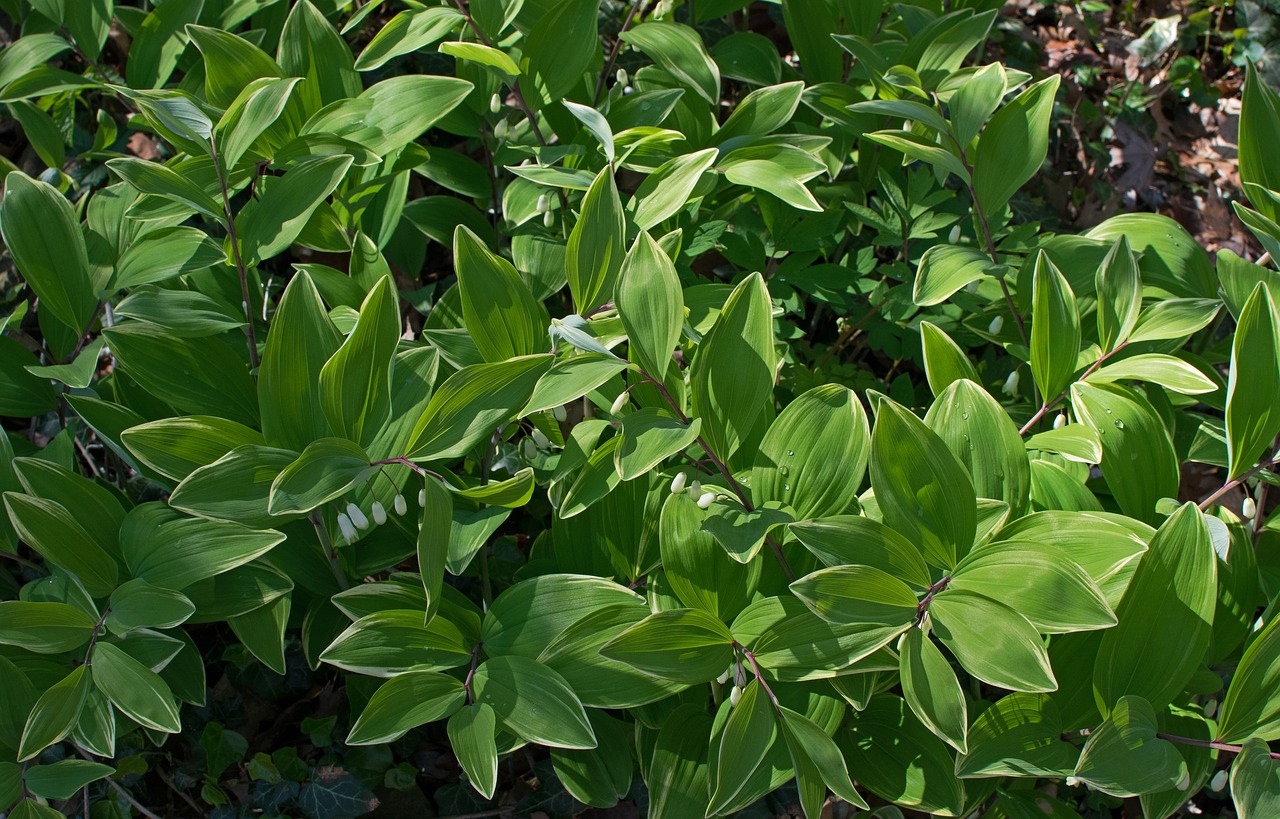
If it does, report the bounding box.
[394,494,408,516]
[1002,369,1020,396]
[1176,770,1191,791]
[988,315,1004,335]
[729,685,742,707]
[347,503,370,530]
[552,405,568,422]
[616,68,628,86]
[1054,413,1067,429]
[690,480,702,498]
[489,93,501,113]
[494,118,509,140]
[1243,497,1257,520]
[610,391,628,415]
[537,193,549,212]
[543,209,554,228]
[1210,770,1228,791]
[521,438,537,459]
[697,491,716,509]
[966,280,981,294]
[715,668,730,685]
[1065,777,1081,788]
[418,488,427,506]
[531,428,550,449]
[337,513,357,544]
[670,472,688,494]
[949,225,961,243]
[371,501,387,525]
[1203,699,1218,719]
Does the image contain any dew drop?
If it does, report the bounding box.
[1105,408,1113,414]
[1114,419,1125,429]
[786,449,794,457]
[961,412,969,420]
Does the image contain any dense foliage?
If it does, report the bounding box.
[0,1,1279,817]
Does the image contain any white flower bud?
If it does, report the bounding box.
[966,280,981,294]
[715,668,730,685]
[610,392,628,415]
[689,480,702,498]
[490,93,502,113]
[1210,770,1228,792]
[418,488,426,507]
[729,685,742,707]
[697,491,716,509]
[337,513,358,544]
[1243,497,1257,520]
[347,503,370,530]
[949,225,962,243]
[543,209,554,228]
[537,193,549,212]
[988,315,1004,335]
[394,494,408,516]
[521,438,537,459]
[1176,770,1191,791]
[1065,776,1080,788]
[1203,699,1218,719]
[670,472,688,494]
[494,119,509,140]
[371,501,387,525]
[531,428,550,449]
[1054,413,1067,429]
[1002,369,1020,396]
[552,405,568,422]
[616,68,628,86]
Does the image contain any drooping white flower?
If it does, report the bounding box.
[371,502,387,526]
[689,480,702,498]
[337,513,358,544]
[531,428,550,449]
[537,193,549,213]
[729,685,742,707]
[394,494,408,516]
[988,315,1004,335]
[1002,369,1020,396]
[1202,699,1218,719]
[521,438,537,460]
[489,93,501,113]
[1243,497,1257,520]
[543,209,554,228]
[715,668,730,685]
[418,488,427,507]
[949,225,962,244]
[1210,770,1228,792]
[494,119,509,139]
[610,392,629,415]
[697,491,716,509]
[552,405,568,422]
[347,503,370,530]
[670,472,688,494]
[616,68,628,86]
[1054,413,1067,429]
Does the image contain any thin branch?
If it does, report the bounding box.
[1156,732,1280,761]
[1199,457,1280,511]
[1018,342,1128,435]
[77,749,167,819]
[310,511,351,591]
[451,0,549,147]
[593,0,651,105]
[152,765,207,817]
[209,135,259,369]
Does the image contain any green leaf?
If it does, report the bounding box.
[417,475,453,623]
[646,703,713,819]
[167,445,297,529]
[920,321,981,395]
[926,379,1031,518]
[236,154,354,265]
[949,62,1007,146]
[347,671,466,745]
[407,354,553,461]
[303,75,473,156]
[972,75,1059,218]
[551,711,633,808]
[1240,63,1280,222]
[699,500,792,563]
[122,416,264,484]
[268,438,374,515]
[1029,251,1081,401]
[778,705,869,817]
[279,0,361,114]
[950,540,1116,633]
[752,384,869,520]
[566,168,625,315]
[318,277,399,447]
[0,172,97,331]
[1094,503,1216,714]
[707,680,776,815]
[18,665,90,762]
[25,760,115,801]
[455,224,549,362]
[1219,613,1280,742]
[228,594,290,674]
[448,704,498,799]
[600,608,734,685]
[955,692,1079,778]
[616,231,683,380]
[720,147,824,211]
[125,0,203,88]
[661,492,761,622]
[472,655,596,749]
[0,601,95,654]
[3,493,118,597]
[930,589,1056,692]
[690,272,775,462]
[1128,297,1221,343]
[1226,283,1280,479]
[1070,382,1178,524]
[715,80,805,144]
[215,77,302,171]
[1232,737,1280,818]
[440,41,520,76]
[319,609,470,676]
[899,628,968,753]
[629,148,717,230]
[481,573,643,659]
[9,100,66,169]
[111,226,226,291]
[1072,695,1185,797]
[92,642,181,733]
[107,579,195,634]
[788,516,931,588]
[913,245,995,306]
[870,394,977,568]
[1095,236,1142,353]
[355,8,464,71]
[848,98,951,133]
[1085,353,1216,394]
[106,156,222,219]
[614,410,699,481]
[790,565,919,627]
[121,503,285,590]
[622,22,720,105]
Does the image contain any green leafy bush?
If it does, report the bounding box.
[0,1,1278,817]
